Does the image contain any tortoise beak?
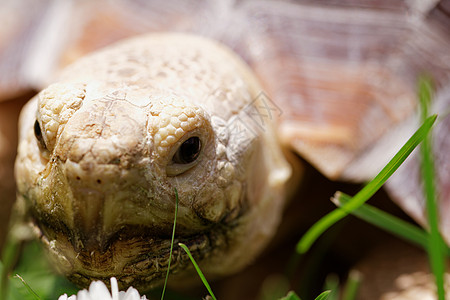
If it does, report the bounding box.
[70,186,106,252]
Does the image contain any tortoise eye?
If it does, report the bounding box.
[172,137,201,164]
[34,120,47,150]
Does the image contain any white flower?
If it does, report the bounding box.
[58,277,147,300]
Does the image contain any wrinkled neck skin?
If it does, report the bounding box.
[14,34,292,291]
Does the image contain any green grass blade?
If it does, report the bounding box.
[341,270,361,300]
[422,135,445,299]
[323,274,339,300]
[0,262,5,300]
[296,115,437,254]
[14,275,41,300]
[1,225,24,300]
[419,77,432,120]
[332,192,450,254]
[160,188,179,300]
[419,77,446,299]
[314,290,331,300]
[279,291,301,300]
[178,243,217,300]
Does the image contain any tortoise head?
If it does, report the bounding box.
[15,34,291,290]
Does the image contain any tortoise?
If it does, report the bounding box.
[2,0,450,297]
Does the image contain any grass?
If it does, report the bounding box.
[178,243,217,300]
[298,76,445,298]
[14,275,41,300]
[419,77,446,300]
[341,271,361,300]
[297,114,437,254]
[333,192,450,256]
[0,241,78,300]
[160,188,179,300]
[0,77,445,299]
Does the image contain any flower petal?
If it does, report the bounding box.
[120,287,141,300]
[57,277,147,300]
[77,289,91,300]
[88,280,112,299]
[110,277,119,300]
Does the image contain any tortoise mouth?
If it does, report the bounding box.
[31,217,228,291]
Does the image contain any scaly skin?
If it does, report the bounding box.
[15,34,292,290]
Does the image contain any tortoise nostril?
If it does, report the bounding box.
[97,179,102,184]
[76,176,81,180]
